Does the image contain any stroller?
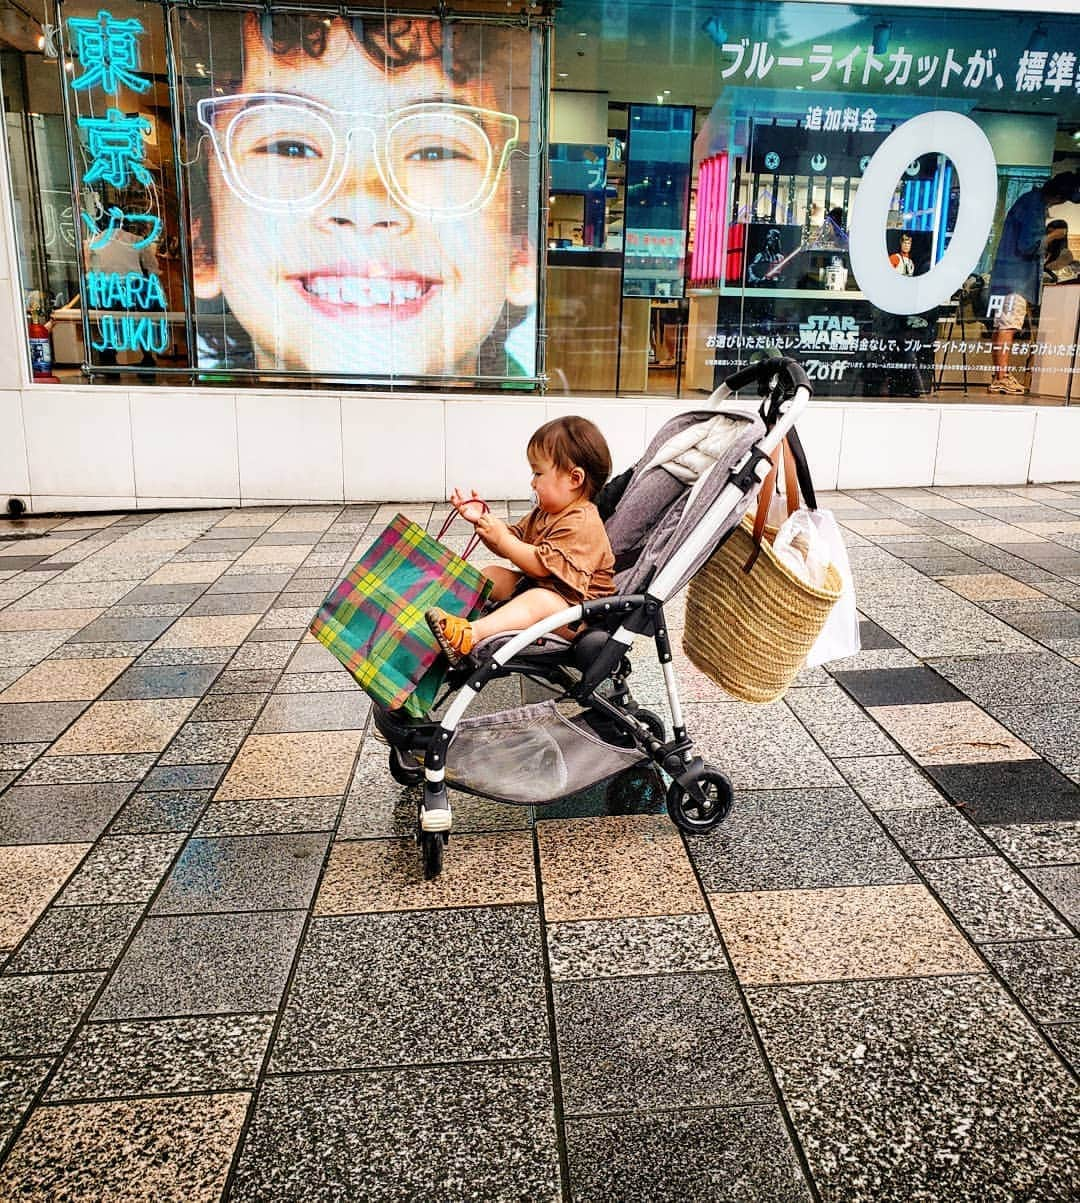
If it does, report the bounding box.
[373,356,815,877]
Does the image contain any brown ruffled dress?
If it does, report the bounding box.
[509,501,615,604]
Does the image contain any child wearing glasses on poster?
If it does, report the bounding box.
[183,13,537,380]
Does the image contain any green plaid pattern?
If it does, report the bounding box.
[309,513,492,718]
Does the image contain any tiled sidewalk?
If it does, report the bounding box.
[0,486,1078,1201]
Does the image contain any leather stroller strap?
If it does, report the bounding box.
[744,438,801,572]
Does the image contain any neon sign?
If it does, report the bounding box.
[68,9,167,358]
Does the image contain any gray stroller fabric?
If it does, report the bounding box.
[444,700,648,804]
[609,394,767,596]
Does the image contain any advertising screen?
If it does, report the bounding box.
[179,10,541,381]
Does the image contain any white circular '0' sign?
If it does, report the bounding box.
[849,111,997,316]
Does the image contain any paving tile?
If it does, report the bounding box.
[747,974,1080,1202]
[0,700,86,745]
[832,667,967,708]
[918,857,1071,942]
[876,807,992,860]
[980,939,1080,1024]
[0,656,133,702]
[314,834,534,915]
[145,560,230,585]
[927,760,1080,826]
[565,1105,812,1203]
[690,788,915,891]
[272,907,546,1071]
[6,580,136,611]
[152,832,330,914]
[117,582,208,606]
[94,910,306,1019]
[142,763,227,792]
[867,701,1037,765]
[830,755,948,811]
[107,603,189,620]
[0,1092,248,1200]
[710,884,980,985]
[536,815,704,921]
[49,1014,275,1100]
[215,730,363,800]
[228,1063,559,1203]
[103,663,223,700]
[207,669,280,695]
[1046,1024,1080,1076]
[1026,864,1080,927]
[135,645,231,667]
[1003,610,1080,642]
[0,782,135,844]
[108,790,211,834]
[929,651,1080,707]
[989,703,1079,774]
[67,616,173,644]
[0,741,46,770]
[16,753,158,786]
[983,820,1080,866]
[6,903,143,973]
[186,592,279,617]
[158,719,252,766]
[255,690,370,733]
[50,697,197,756]
[784,686,897,756]
[684,701,845,790]
[195,795,342,837]
[545,913,726,981]
[554,971,771,1114]
[189,693,265,723]
[0,1058,51,1157]
[235,545,309,568]
[0,843,90,950]
[0,607,103,632]
[283,642,349,674]
[209,571,292,594]
[0,972,103,1055]
[57,833,185,906]
[154,613,261,649]
[938,573,1048,601]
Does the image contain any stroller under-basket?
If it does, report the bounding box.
[373,356,815,877]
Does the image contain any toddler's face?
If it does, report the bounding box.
[198,19,529,377]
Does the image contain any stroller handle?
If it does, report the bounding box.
[722,356,811,398]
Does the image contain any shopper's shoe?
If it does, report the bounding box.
[989,373,1026,395]
[425,607,474,666]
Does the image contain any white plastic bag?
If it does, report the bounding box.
[800,509,860,666]
[772,509,832,589]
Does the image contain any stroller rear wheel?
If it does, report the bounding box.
[421,830,446,879]
[666,768,733,834]
[633,708,666,742]
[388,746,424,787]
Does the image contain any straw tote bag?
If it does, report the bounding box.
[683,433,842,703]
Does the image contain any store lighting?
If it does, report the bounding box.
[557,72,568,78]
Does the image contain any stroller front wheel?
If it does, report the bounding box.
[667,768,733,834]
[421,829,445,879]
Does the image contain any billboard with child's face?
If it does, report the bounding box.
[180,12,541,381]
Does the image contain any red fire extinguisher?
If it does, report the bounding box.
[27,307,60,383]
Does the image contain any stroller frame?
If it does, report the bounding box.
[372,358,814,877]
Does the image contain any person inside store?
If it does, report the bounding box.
[1044,219,1079,283]
[747,227,785,285]
[988,171,1079,396]
[889,231,915,276]
[185,12,536,378]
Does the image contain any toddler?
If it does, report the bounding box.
[427,416,615,664]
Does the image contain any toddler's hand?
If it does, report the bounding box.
[449,487,486,524]
[475,512,510,555]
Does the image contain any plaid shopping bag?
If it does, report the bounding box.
[309,513,492,718]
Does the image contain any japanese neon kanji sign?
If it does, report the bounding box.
[68,10,150,95]
[78,109,152,189]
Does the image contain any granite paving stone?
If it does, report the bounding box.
[0,741,47,771]
[0,843,90,950]
[918,856,1072,942]
[0,782,135,844]
[554,970,771,1114]
[48,1014,275,1100]
[154,613,261,649]
[1026,863,1080,927]
[876,806,993,860]
[49,640,150,661]
[988,703,1079,774]
[271,907,547,1071]
[102,663,223,700]
[6,903,143,973]
[565,1106,812,1203]
[228,641,296,671]
[867,701,1038,765]
[710,884,980,984]
[283,642,349,674]
[145,560,229,585]
[49,697,198,757]
[108,790,212,834]
[938,573,1050,601]
[545,913,727,981]
[152,832,330,914]
[215,730,363,800]
[747,974,1080,1202]
[537,815,705,921]
[1046,1024,1080,1075]
[185,591,280,616]
[0,972,104,1056]
[188,693,266,723]
[980,938,1080,1024]
[784,686,898,756]
[141,763,227,791]
[228,1063,560,1203]
[67,616,173,644]
[195,795,342,836]
[0,652,129,699]
[56,833,185,906]
[982,820,1080,866]
[314,834,535,914]
[927,760,1080,825]
[0,1059,51,1158]
[832,666,967,708]
[689,788,916,891]
[928,650,1080,706]
[0,1092,249,1201]
[0,607,103,632]
[255,690,370,733]
[116,582,207,606]
[158,719,252,766]
[15,752,158,786]
[94,910,306,1018]
[209,571,292,594]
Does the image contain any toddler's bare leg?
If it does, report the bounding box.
[471,587,569,643]
[481,565,523,602]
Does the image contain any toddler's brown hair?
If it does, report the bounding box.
[528,416,612,500]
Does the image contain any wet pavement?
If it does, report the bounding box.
[0,486,1078,1201]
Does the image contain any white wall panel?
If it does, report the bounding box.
[795,405,844,492]
[0,390,29,497]
[31,494,138,512]
[934,407,1038,486]
[837,405,940,488]
[132,391,239,500]
[23,388,136,498]
[342,395,444,501]
[237,391,343,501]
[444,399,546,501]
[1029,409,1080,484]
